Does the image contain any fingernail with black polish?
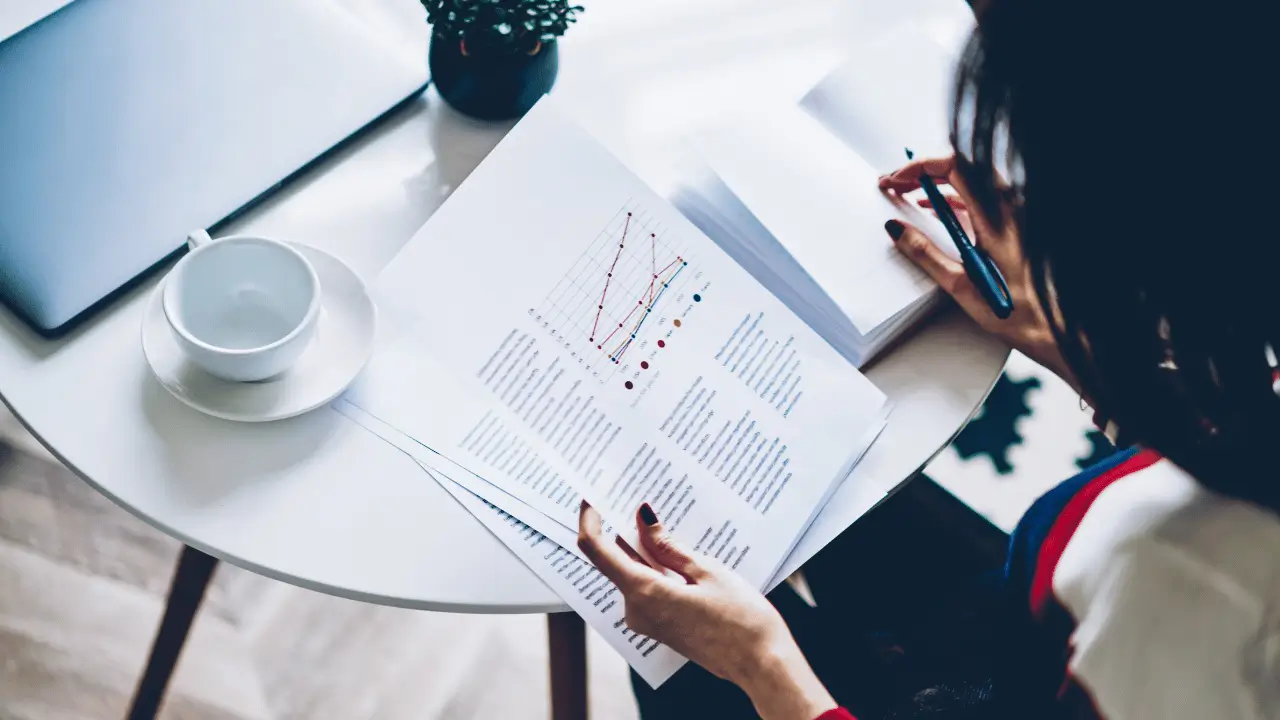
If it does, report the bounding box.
[885,219,905,241]
[639,502,658,526]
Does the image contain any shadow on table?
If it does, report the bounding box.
[139,364,340,506]
[410,91,516,210]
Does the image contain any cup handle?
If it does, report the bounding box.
[187,229,214,250]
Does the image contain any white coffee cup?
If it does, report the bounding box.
[163,230,321,382]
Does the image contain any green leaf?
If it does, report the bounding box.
[426,0,582,50]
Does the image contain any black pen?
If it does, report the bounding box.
[905,148,1013,319]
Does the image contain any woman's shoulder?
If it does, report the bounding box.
[1051,453,1280,718]
[1009,447,1280,611]
[1055,453,1280,613]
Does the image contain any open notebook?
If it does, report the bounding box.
[673,29,964,367]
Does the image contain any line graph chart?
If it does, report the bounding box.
[588,213,685,363]
[529,201,700,385]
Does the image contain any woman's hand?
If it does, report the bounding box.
[578,501,836,720]
[879,154,1080,395]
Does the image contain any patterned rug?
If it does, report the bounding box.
[925,352,1115,533]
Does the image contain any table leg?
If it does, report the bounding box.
[126,545,219,720]
[547,611,588,720]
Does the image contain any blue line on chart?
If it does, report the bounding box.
[610,264,685,362]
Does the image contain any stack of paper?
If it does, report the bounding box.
[672,28,966,367]
[333,99,890,688]
[326,23,973,687]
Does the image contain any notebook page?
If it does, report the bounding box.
[800,25,965,172]
[695,104,942,334]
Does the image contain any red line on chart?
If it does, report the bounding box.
[594,241,679,348]
[596,255,684,351]
[607,259,685,361]
[651,232,656,287]
[588,213,632,342]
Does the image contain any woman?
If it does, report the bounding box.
[577,1,1280,718]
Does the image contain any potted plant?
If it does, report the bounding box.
[422,0,584,121]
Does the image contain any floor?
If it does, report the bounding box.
[0,405,640,720]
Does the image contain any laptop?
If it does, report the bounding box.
[0,0,428,334]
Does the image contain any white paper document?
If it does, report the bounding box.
[340,323,585,536]
[425,463,689,687]
[334,396,586,556]
[357,98,888,596]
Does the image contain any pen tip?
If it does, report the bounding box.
[904,147,915,160]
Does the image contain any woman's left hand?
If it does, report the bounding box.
[577,501,836,720]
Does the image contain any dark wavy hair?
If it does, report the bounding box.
[950,2,1280,510]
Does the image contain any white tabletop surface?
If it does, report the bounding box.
[0,0,1007,612]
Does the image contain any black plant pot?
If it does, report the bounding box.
[429,35,559,121]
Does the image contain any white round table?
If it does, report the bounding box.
[0,0,1006,616]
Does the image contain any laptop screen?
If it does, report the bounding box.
[0,0,425,332]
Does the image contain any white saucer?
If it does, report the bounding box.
[142,243,377,422]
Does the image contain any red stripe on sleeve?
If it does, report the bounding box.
[1029,449,1161,618]
[814,709,857,720]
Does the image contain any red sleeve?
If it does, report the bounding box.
[814,709,856,720]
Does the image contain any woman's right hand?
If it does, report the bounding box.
[878,154,1079,394]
